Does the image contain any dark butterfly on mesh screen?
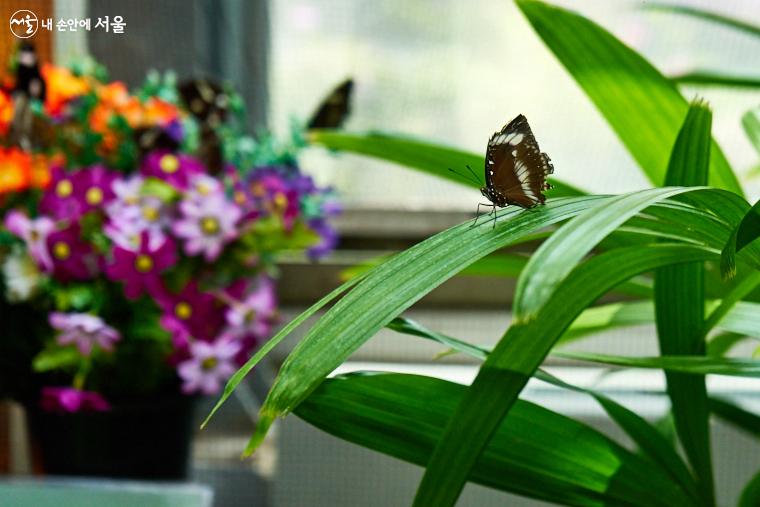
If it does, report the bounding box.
[9,42,53,151]
[473,115,553,224]
[178,79,229,173]
[307,79,354,130]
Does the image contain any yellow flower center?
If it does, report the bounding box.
[273,192,287,211]
[196,182,212,195]
[142,206,160,222]
[134,254,153,273]
[201,357,218,371]
[56,179,73,197]
[175,301,192,320]
[200,216,220,235]
[159,154,179,174]
[250,182,265,197]
[52,241,70,259]
[234,191,246,204]
[85,187,103,205]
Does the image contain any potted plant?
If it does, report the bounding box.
[207,1,760,506]
[0,46,339,479]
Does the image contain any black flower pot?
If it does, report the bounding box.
[26,395,196,480]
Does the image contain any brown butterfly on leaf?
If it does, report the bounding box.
[307,79,354,130]
[461,115,553,227]
[178,79,229,173]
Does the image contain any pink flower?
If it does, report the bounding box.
[172,194,241,261]
[46,224,99,281]
[39,166,117,220]
[155,281,225,343]
[106,232,177,299]
[49,312,121,355]
[40,387,110,413]
[4,210,55,271]
[224,277,276,339]
[141,150,204,190]
[177,338,240,395]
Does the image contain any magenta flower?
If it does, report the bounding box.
[40,387,110,413]
[242,169,300,229]
[177,338,241,395]
[106,232,177,299]
[40,166,117,220]
[172,195,241,261]
[4,210,55,271]
[46,224,99,281]
[49,312,121,355]
[156,281,224,343]
[141,150,204,190]
[307,219,339,260]
[224,277,276,339]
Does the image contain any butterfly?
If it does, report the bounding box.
[307,78,354,130]
[178,79,229,173]
[474,115,553,225]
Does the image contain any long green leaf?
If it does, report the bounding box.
[742,108,760,157]
[645,3,760,39]
[554,351,760,377]
[721,199,760,278]
[308,130,585,197]
[670,72,760,89]
[386,319,700,502]
[243,195,606,452]
[296,373,694,506]
[654,100,713,504]
[516,0,742,195]
[739,471,760,507]
[413,243,718,507]
[709,397,760,439]
[202,272,366,428]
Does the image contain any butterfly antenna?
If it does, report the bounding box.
[448,167,481,186]
[465,165,481,185]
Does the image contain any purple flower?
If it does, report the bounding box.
[141,150,204,190]
[186,174,223,202]
[244,169,301,229]
[224,277,276,339]
[307,219,339,260]
[40,166,117,220]
[4,210,55,271]
[156,281,224,343]
[40,387,110,413]
[177,338,240,395]
[106,176,172,248]
[49,312,121,355]
[172,195,241,261]
[106,232,177,299]
[46,224,99,281]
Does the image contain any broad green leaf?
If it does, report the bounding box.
[704,271,760,333]
[243,195,606,452]
[516,0,742,195]
[645,3,760,39]
[308,130,585,197]
[554,351,760,377]
[32,347,81,372]
[739,470,760,507]
[721,199,760,278]
[296,373,694,507]
[654,101,713,503]
[413,243,718,507]
[742,109,760,157]
[709,397,760,439]
[706,333,749,357]
[670,72,760,89]
[385,319,699,502]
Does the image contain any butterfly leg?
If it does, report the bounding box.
[471,202,493,227]
[490,204,498,229]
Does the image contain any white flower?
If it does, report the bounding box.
[2,249,44,302]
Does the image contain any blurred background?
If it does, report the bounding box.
[2,0,760,505]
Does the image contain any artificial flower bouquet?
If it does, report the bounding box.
[0,53,339,415]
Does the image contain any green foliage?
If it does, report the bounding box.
[203,1,760,505]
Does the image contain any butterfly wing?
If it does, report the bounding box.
[485,114,553,208]
[307,79,354,130]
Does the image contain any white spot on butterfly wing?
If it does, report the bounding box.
[511,149,517,157]
[508,133,524,146]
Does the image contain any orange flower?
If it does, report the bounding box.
[142,98,178,127]
[0,147,32,194]
[96,81,130,108]
[0,90,13,136]
[41,64,90,116]
[30,153,53,189]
